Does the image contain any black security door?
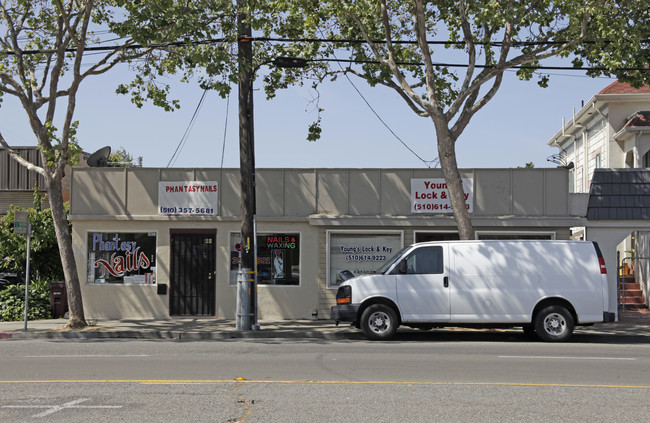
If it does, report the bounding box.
[170,230,216,316]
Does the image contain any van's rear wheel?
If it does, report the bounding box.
[534,305,574,342]
[360,304,398,340]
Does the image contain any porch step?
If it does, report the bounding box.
[620,282,646,306]
[621,296,646,306]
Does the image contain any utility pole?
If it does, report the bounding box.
[236,0,256,331]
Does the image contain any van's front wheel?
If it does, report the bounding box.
[534,305,574,342]
[360,304,398,340]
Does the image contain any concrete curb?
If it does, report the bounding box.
[3,329,362,341]
[1,319,649,342]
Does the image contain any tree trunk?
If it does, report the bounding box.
[435,127,474,240]
[45,173,87,329]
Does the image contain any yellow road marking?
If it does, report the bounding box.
[1,379,650,389]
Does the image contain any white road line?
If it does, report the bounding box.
[2,398,122,418]
[498,355,636,361]
[23,354,150,358]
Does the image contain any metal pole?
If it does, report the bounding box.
[23,220,31,331]
[252,214,259,330]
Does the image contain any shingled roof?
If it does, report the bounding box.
[599,81,650,95]
[587,169,650,220]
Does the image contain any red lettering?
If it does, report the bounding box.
[137,251,151,269]
[93,247,151,279]
[415,191,438,199]
[113,255,125,274]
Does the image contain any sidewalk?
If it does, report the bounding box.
[1,316,650,341]
[0,318,361,341]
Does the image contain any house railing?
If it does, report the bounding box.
[618,256,650,319]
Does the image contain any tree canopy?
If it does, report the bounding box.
[264,0,650,238]
[120,0,649,238]
[0,0,213,327]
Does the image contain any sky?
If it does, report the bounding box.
[0,59,617,170]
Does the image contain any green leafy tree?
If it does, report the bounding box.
[113,1,325,129]
[0,282,52,322]
[256,0,648,239]
[0,190,65,282]
[572,2,650,87]
[108,146,141,167]
[0,0,206,328]
[120,1,649,239]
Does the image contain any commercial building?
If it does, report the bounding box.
[69,166,590,321]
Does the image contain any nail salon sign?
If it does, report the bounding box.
[159,181,218,215]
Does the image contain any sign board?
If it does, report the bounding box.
[87,232,157,284]
[13,211,29,235]
[327,232,403,288]
[411,178,474,214]
[158,181,218,215]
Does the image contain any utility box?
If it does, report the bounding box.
[49,281,68,318]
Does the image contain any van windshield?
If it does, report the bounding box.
[376,246,410,274]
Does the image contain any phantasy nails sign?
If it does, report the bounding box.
[87,232,156,284]
[411,178,473,213]
[158,181,218,215]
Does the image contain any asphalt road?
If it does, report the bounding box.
[2,338,650,422]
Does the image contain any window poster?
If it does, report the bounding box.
[87,232,157,284]
[229,233,300,285]
[328,232,403,288]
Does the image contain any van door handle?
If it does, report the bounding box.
[444,276,449,288]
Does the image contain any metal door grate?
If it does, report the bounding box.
[170,232,216,316]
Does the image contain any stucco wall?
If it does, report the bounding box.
[70,167,573,219]
[73,219,320,320]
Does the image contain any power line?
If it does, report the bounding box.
[252,36,650,47]
[319,29,437,168]
[335,59,436,168]
[2,37,649,73]
[220,91,231,169]
[166,89,209,167]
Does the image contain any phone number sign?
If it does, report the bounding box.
[158,181,218,215]
[411,178,473,214]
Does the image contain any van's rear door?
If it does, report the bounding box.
[395,244,450,321]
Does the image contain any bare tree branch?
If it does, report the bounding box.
[0,132,47,178]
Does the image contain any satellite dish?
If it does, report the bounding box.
[86,146,111,167]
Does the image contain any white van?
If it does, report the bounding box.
[331,240,615,341]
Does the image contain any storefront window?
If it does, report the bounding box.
[87,232,157,284]
[327,231,403,289]
[229,233,300,285]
